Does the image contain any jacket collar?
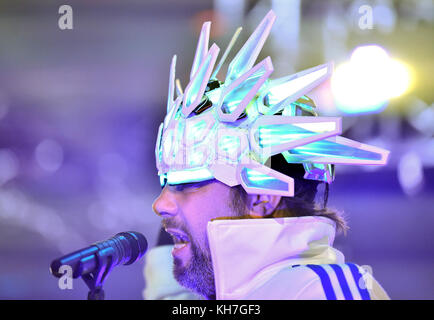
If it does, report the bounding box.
[207,216,345,299]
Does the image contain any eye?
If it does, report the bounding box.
[168,182,197,192]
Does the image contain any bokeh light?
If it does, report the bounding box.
[34,139,64,173]
[398,151,424,196]
[331,45,411,114]
[0,149,18,186]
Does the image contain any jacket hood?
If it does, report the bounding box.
[207,216,345,299]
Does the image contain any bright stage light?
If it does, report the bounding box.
[331,45,411,114]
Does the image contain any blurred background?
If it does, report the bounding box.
[0,0,433,299]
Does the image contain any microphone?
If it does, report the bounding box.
[50,231,148,279]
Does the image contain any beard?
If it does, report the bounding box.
[162,217,216,300]
[164,187,248,300]
[173,234,216,300]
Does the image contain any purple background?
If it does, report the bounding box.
[0,0,433,299]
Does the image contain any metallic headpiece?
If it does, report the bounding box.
[155,10,389,196]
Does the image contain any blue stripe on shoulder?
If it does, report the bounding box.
[346,263,371,300]
[329,264,354,300]
[306,264,337,300]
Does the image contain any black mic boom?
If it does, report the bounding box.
[50,231,148,279]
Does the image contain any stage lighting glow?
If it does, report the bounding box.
[0,149,18,186]
[331,45,411,114]
[35,139,64,173]
[386,59,411,98]
[398,152,424,196]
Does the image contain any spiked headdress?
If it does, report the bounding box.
[155,10,389,197]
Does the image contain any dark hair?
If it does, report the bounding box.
[230,154,348,235]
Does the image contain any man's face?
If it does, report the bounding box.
[152,179,245,299]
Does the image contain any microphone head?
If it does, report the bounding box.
[49,231,148,280]
[115,231,148,265]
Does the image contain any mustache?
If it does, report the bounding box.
[162,218,188,234]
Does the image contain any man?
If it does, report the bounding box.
[146,10,390,300]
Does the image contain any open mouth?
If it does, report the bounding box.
[165,228,190,249]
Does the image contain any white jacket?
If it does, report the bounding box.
[207,216,389,300]
[144,216,390,300]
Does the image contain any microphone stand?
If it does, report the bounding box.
[51,231,147,300]
[81,247,116,300]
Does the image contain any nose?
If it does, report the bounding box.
[152,186,178,218]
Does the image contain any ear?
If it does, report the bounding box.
[246,193,282,218]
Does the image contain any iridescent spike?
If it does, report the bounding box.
[217,57,273,122]
[184,111,216,146]
[237,161,294,197]
[225,10,276,84]
[190,21,211,80]
[175,79,183,97]
[259,62,333,115]
[182,44,220,117]
[167,55,177,112]
[250,115,342,159]
[281,136,390,165]
[164,96,181,129]
[211,26,243,80]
